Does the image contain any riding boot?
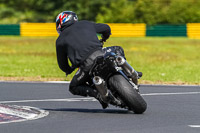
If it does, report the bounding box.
[85,87,109,109]
[95,94,109,109]
[69,85,108,109]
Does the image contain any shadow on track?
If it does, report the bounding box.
[43,108,134,114]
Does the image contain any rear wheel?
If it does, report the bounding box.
[109,74,147,114]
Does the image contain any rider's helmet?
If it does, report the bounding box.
[56,11,78,34]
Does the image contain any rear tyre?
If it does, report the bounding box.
[109,74,147,114]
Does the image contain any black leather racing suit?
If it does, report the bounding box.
[56,20,111,97]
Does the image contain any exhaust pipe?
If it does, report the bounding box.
[116,56,138,84]
[93,76,122,105]
[93,76,108,97]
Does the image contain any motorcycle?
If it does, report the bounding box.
[89,40,147,114]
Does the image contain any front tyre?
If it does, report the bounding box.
[109,74,147,114]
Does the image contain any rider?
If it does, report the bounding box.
[56,11,142,109]
[56,11,111,109]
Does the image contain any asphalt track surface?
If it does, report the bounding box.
[0,81,200,133]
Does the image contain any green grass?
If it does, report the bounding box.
[0,36,199,85]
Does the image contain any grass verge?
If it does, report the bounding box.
[0,36,199,85]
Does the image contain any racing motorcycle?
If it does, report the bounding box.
[89,41,147,114]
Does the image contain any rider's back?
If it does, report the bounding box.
[56,20,103,67]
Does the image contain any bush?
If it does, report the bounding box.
[1,0,200,24]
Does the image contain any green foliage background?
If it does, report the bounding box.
[1,0,200,24]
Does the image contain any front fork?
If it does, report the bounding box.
[118,70,140,92]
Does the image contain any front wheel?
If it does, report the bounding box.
[109,74,147,114]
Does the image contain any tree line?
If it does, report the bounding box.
[1,0,200,25]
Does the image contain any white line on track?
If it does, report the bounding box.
[188,125,200,128]
[142,91,200,96]
[0,98,97,104]
[0,91,200,104]
[0,80,199,87]
[0,80,71,84]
